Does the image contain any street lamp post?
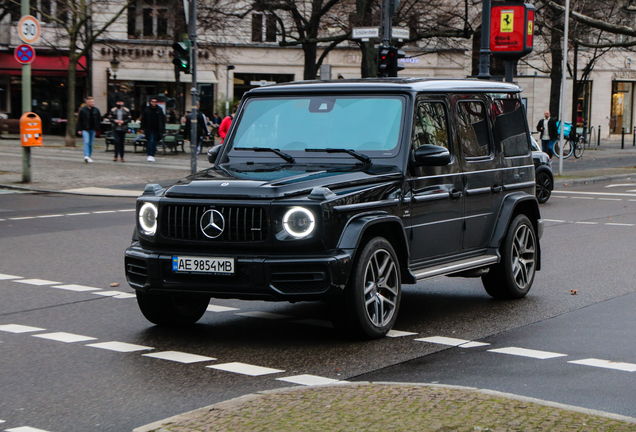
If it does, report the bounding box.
[225,64,235,117]
[110,56,120,102]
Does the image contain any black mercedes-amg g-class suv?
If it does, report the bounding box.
[125,78,543,339]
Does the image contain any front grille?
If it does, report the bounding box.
[126,257,148,287]
[161,204,269,242]
[270,264,330,294]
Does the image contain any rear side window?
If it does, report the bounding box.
[493,98,530,157]
[412,102,450,152]
[457,101,491,159]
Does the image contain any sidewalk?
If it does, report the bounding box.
[133,382,636,432]
[2,135,636,196]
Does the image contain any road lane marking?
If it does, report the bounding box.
[206,304,240,313]
[0,273,22,280]
[13,279,61,286]
[599,198,623,201]
[553,191,636,197]
[568,358,636,372]
[277,375,340,386]
[86,341,153,352]
[33,332,97,343]
[36,214,64,218]
[0,209,135,221]
[606,223,635,227]
[66,212,91,216]
[117,209,136,212]
[543,219,566,223]
[92,210,117,214]
[0,324,45,333]
[50,284,102,292]
[142,351,216,364]
[207,362,284,376]
[605,184,635,188]
[6,427,53,432]
[575,222,598,225]
[552,196,568,198]
[92,290,134,298]
[386,330,418,337]
[571,197,594,200]
[235,311,289,319]
[8,216,35,220]
[415,336,490,348]
[488,347,567,359]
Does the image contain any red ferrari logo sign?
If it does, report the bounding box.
[490,4,534,59]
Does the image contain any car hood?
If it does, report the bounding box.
[164,163,404,199]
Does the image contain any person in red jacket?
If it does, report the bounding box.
[219,103,237,144]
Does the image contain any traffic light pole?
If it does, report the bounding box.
[189,0,198,175]
[21,0,32,183]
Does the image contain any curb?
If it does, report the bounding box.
[554,172,634,188]
[132,381,636,432]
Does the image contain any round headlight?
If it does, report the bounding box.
[138,202,158,236]
[283,207,315,238]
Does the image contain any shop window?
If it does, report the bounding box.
[130,0,174,39]
[575,80,592,132]
[0,84,8,112]
[610,81,633,134]
[252,13,277,43]
[457,101,491,159]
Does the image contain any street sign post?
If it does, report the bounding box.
[352,27,380,41]
[15,44,36,64]
[17,15,40,44]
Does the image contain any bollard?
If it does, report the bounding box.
[633,126,636,146]
[598,125,601,146]
[622,127,625,149]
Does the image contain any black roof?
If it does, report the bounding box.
[247,78,522,95]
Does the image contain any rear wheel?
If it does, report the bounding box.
[136,292,209,326]
[535,171,552,204]
[331,237,401,339]
[573,138,585,158]
[482,214,537,299]
[553,140,572,159]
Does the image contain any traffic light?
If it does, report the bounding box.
[377,46,406,78]
[172,39,191,74]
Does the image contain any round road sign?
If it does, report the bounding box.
[15,44,36,65]
[18,15,41,44]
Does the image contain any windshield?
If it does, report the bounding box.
[228,96,405,158]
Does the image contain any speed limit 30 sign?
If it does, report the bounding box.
[18,15,41,44]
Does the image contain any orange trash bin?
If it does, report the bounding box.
[20,112,43,147]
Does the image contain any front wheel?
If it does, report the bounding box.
[136,292,209,326]
[482,214,537,299]
[573,138,585,158]
[331,237,401,339]
[553,140,572,159]
[535,171,552,204]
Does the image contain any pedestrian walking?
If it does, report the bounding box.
[140,98,165,162]
[218,104,237,144]
[107,97,131,162]
[77,96,102,163]
[537,110,558,159]
[184,102,210,155]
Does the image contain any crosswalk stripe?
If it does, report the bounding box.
[488,347,567,359]
[568,358,636,372]
[415,336,490,348]
[5,426,53,432]
[0,273,22,280]
[143,351,216,364]
[0,324,45,333]
[50,284,101,292]
[206,304,240,312]
[386,330,418,337]
[207,362,284,376]
[276,374,339,386]
[86,341,153,352]
[33,332,97,343]
[13,279,60,286]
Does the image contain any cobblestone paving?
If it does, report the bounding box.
[149,384,636,432]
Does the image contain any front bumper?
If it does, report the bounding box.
[124,244,353,301]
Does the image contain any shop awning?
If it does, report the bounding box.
[0,52,87,76]
[114,68,218,84]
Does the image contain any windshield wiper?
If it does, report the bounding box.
[305,148,372,165]
[234,147,295,164]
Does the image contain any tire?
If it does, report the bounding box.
[573,138,584,158]
[535,171,552,204]
[136,291,209,326]
[553,140,572,159]
[331,237,401,339]
[482,214,537,299]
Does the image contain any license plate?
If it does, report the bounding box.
[172,256,235,274]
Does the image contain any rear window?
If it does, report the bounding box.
[493,98,530,157]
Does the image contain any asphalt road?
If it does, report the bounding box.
[1,182,636,431]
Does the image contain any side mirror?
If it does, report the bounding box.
[207,145,222,164]
[412,144,451,167]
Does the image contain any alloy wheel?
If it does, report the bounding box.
[363,249,399,328]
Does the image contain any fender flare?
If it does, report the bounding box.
[337,213,414,284]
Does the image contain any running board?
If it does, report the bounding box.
[412,256,499,280]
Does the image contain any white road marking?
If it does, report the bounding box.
[605,184,635,188]
[92,291,129,297]
[13,279,61,286]
[235,311,289,319]
[207,362,284,376]
[571,197,594,200]
[606,223,635,227]
[142,351,216,364]
[112,293,136,299]
[575,221,598,225]
[66,212,90,216]
[552,196,568,198]
[0,419,5,423]
[50,284,101,292]
[0,273,22,280]
[599,198,622,201]
[568,358,636,372]
[6,426,53,432]
[117,209,136,212]
[36,214,64,218]
[553,190,636,198]
[8,216,35,220]
[277,374,340,386]
[0,324,45,333]
[543,219,566,223]
[33,332,97,343]
[488,347,567,359]
[386,330,418,337]
[206,304,240,313]
[293,319,334,328]
[415,336,489,348]
[93,210,117,214]
[87,341,153,352]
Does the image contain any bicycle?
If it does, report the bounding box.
[553,133,585,159]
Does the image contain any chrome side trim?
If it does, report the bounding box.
[413,193,450,203]
[503,181,536,191]
[333,199,400,212]
[412,164,534,181]
[413,256,499,280]
[465,187,492,196]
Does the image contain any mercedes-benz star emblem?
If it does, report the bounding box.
[200,209,225,238]
[221,182,229,186]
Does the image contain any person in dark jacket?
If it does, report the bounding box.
[184,102,210,155]
[77,96,102,163]
[139,98,166,162]
[536,110,558,159]
[107,97,132,162]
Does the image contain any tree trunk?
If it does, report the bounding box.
[360,42,377,78]
[549,31,562,119]
[303,43,317,80]
[65,56,78,147]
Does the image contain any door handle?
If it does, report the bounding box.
[491,185,503,193]
[450,189,463,199]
